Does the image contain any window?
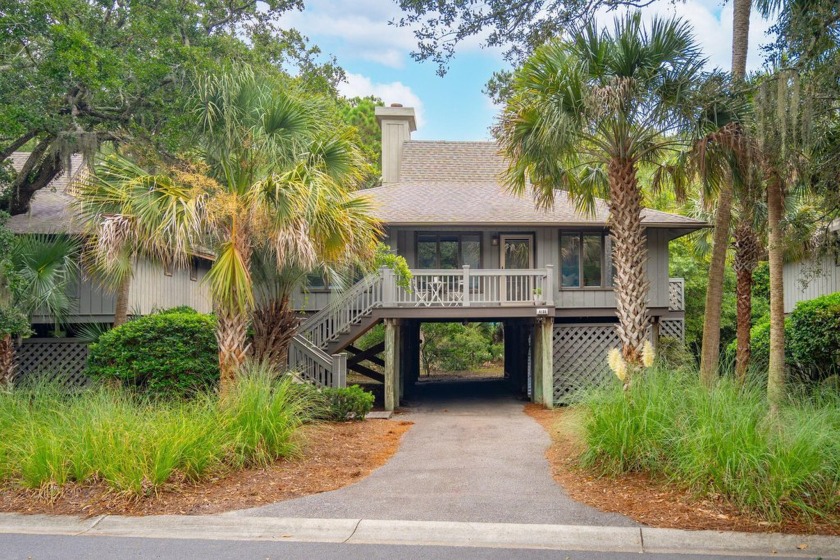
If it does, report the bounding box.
[559,231,612,288]
[189,258,199,282]
[416,233,481,269]
[305,272,331,291]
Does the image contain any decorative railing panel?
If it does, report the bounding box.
[668,278,685,311]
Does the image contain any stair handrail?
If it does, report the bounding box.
[297,268,385,348]
[288,334,346,388]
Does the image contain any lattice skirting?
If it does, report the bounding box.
[552,319,685,405]
[14,338,91,388]
[660,318,685,341]
[553,324,620,405]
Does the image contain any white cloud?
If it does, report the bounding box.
[280,0,508,69]
[338,73,426,129]
[281,1,415,68]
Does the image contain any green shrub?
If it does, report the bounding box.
[0,365,315,494]
[788,292,840,379]
[581,367,840,521]
[731,293,840,380]
[320,385,375,421]
[727,315,792,372]
[421,322,502,373]
[87,307,218,397]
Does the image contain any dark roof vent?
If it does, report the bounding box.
[390,103,403,107]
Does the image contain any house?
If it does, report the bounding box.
[6,153,212,382]
[782,220,840,313]
[288,105,704,409]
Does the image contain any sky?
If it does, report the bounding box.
[279,0,775,141]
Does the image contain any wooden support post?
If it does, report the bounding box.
[533,318,554,409]
[651,317,661,352]
[384,318,401,412]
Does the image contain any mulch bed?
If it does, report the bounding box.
[0,419,412,517]
[525,404,840,536]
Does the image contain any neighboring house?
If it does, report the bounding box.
[783,221,840,313]
[289,106,704,409]
[6,152,213,326]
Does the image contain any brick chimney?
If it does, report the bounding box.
[375,104,416,184]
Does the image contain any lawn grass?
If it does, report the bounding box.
[0,365,317,495]
[580,366,840,522]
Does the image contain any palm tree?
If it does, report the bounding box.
[75,154,202,327]
[0,232,80,384]
[698,0,754,385]
[12,234,81,333]
[497,14,705,377]
[192,68,379,392]
[77,69,380,394]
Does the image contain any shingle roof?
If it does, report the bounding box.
[362,141,705,228]
[399,141,507,183]
[6,153,86,234]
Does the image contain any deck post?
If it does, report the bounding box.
[331,353,347,388]
[384,318,401,411]
[533,317,554,409]
[544,265,555,306]
[462,265,470,306]
[382,267,396,306]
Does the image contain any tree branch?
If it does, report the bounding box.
[0,131,39,162]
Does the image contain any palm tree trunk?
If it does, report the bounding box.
[0,334,15,387]
[767,175,785,413]
[731,0,752,82]
[216,307,250,396]
[251,295,299,369]
[733,221,760,383]
[699,186,733,386]
[608,157,649,374]
[730,0,755,384]
[113,274,131,327]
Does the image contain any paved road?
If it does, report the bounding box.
[234,379,634,526]
[0,534,810,560]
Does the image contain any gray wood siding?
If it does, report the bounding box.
[32,273,116,324]
[128,258,212,314]
[783,254,840,313]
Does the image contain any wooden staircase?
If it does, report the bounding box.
[288,270,386,387]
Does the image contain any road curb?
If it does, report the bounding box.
[0,513,837,557]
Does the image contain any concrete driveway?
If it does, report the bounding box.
[232,378,635,526]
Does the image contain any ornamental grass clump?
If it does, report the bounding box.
[0,364,320,495]
[580,366,840,522]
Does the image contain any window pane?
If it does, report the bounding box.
[439,237,459,269]
[418,236,437,268]
[583,234,603,287]
[560,233,580,287]
[461,235,481,268]
[605,235,615,287]
[306,272,326,289]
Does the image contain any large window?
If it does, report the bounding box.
[417,233,481,269]
[559,231,613,288]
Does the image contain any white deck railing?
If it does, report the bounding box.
[388,266,554,308]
